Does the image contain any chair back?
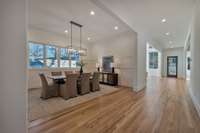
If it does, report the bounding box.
[51,71,62,76]
[79,73,91,94]
[60,73,79,99]
[39,73,48,89]
[65,73,79,91]
[65,71,73,75]
[91,72,100,91]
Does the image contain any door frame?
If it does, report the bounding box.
[167,56,178,78]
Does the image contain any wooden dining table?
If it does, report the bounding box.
[47,75,66,80]
[47,75,66,84]
[47,74,93,84]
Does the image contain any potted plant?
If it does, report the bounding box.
[77,60,86,74]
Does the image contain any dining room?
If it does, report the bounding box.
[28,0,137,125]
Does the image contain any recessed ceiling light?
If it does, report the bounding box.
[169,41,173,44]
[114,26,119,30]
[165,32,170,36]
[64,30,68,33]
[162,18,167,23]
[90,11,95,16]
[87,37,91,41]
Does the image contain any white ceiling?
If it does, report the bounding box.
[29,0,131,44]
[96,0,195,49]
[29,0,196,49]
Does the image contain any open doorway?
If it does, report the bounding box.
[146,43,161,77]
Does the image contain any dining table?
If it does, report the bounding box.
[47,75,66,80]
[47,75,66,84]
[47,74,93,85]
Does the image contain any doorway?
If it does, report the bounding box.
[167,56,178,78]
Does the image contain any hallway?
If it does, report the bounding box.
[29,77,200,133]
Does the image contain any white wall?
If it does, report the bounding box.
[28,29,93,89]
[135,34,147,91]
[162,47,186,78]
[189,0,200,116]
[90,31,138,88]
[0,0,27,132]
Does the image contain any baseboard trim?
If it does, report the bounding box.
[189,88,200,118]
[133,83,146,92]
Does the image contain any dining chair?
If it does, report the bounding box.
[60,74,79,100]
[39,73,59,99]
[51,71,62,76]
[65,71,73,75]
[51,71,65,84]
[90,72,100,92]
[77,73,91,95]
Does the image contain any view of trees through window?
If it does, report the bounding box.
[71,50,80,68]
[60,48,69,68]
[29,42,45,68]
[28,42,80,68]
[46,45,58,68]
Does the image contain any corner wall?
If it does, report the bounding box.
[189,0,200,116]
[0,0,27,132]
[135,34,147,91]
[90,31,138,88]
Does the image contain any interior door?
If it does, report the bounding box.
[167,56,178,78]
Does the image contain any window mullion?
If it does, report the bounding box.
[44,45,47,68]
[57,47,60,68]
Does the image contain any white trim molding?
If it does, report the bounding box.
[189,88,200,117]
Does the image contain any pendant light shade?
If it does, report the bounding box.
[78,26,87,56]
[67,21,87,56]
[67,21,75,53]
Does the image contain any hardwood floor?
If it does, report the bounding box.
[29,77,200,133]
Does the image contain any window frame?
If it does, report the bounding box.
[28,41,46,69]
[45,44,58,68]
[59,47,70,68]
[28,41,80,69]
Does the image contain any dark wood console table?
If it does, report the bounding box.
[99,72,118,86]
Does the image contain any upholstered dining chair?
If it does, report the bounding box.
[39,73,59,99]
[60,74,79,100]
[77,73,91,95]
[90,72,100,92]
[51,71,62,76]
[65,71,73,75]
[51,71,65,84]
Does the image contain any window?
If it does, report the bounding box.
[46,45,58,68]
[149,52,158,69]
[28,42,80,69]
[29,42,45,68]
[71,50,80,68]
[60,48,69,68]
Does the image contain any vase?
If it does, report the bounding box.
[80,66,83,74]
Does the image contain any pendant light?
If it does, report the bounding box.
[78,26,87,56]
[68,21,75,53]
[67,21,87,56]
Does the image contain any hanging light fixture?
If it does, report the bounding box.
[67,21,87,56]
[67,21,75,53]
[78,25,87,56]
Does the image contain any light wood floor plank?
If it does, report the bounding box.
[29,77,200,133]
